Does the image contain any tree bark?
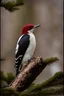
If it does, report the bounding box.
[9,56,58,92]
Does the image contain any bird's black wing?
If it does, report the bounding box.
[14,34,30,75]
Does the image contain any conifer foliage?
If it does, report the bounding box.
[0,0,24,12]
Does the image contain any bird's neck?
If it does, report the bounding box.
[28,32,34,36]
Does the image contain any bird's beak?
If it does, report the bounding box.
[34,24,40,28]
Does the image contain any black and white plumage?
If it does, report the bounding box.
[14,24,40,76]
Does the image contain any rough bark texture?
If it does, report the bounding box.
[10,57,44,91]
[9,56,58,92]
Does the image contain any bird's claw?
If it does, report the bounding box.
[28,57,36,63]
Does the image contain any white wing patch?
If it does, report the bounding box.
[15,44,19,54]
[15,35,24,55]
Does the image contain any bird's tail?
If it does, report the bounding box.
[14,62,22,76]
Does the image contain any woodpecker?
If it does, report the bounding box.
[14,24,40,76]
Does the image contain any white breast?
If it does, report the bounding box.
[22,33,36,65]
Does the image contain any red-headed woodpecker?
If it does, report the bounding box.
[14,24,40,76]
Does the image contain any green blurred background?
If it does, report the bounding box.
[1,0,63,84]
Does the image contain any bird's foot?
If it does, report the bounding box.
[28,57,36,63]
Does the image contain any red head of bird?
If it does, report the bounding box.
[22,24,40,34]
